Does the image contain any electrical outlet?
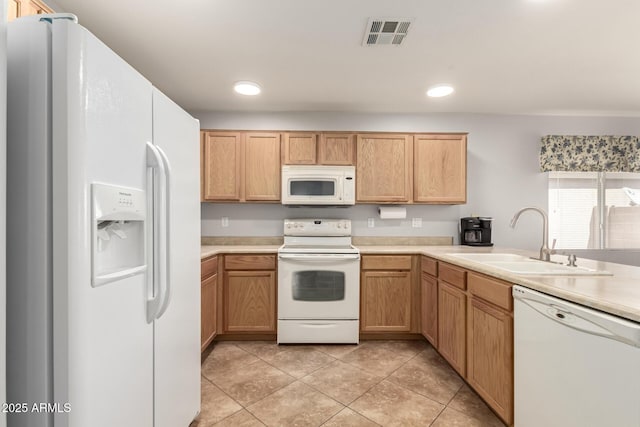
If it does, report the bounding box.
[412,217,422,228]
[367,218,375,228]
[221,217,229,227]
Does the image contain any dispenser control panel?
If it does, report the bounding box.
[93,183,146,221]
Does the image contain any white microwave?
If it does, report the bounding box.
[281,165,356,205]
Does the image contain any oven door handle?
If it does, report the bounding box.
[278,254,360,262]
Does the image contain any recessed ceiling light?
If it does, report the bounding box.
[426,85,454,98]
[234,81,261,96]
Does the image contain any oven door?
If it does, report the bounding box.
[278,253,360,319]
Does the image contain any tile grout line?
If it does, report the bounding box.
[341,346,423,422]
[343,345,454,426]
[229,345,331,424]
[202,341,504,427]
[203,342,298,424]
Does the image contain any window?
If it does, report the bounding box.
[549,172,640,249]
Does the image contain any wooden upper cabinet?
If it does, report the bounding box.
[356,134,413,203]
[201,132,242,201]
[244,133,281,201]
[283,133,317,164]
[200,129,466,204]
[9,0,53,21]
[318,134,355,165]
[283,132,355,165]
[9,0,20,21]
[414,134,467,204]
[201,131,280,202]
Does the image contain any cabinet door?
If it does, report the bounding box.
[438,281,466,376]
[467,297,513,425]
[356,134,413,202]
[283,133,317,164]
[421,273,438,346]
[414,134,467,204]
[201,273,217,351]
[9,0,20,21]
[224,271,276,333]
[318,134,355,165]
[201,132,242,201]
[17,0,52,17]
[361,271,411,332]
[244,132,281,201]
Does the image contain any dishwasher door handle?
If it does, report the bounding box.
[517,295,640,347]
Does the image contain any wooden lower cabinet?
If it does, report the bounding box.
[361,270,412,332]
[224,270,276,333]
[421,273,438,346]
[201,274,217,350]
[438,280,467,376]
[467,296,513,425]
[430,265,514,426]
[201,255,218,352]
[467,272,514,425]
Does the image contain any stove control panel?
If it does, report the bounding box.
[284,219,351,236]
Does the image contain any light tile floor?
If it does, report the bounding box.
[191,340,506,427]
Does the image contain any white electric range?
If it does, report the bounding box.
[277,219,360,344]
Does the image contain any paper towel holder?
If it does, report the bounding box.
[378,205,407,219]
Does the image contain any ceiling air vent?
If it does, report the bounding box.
[362,18,413,46]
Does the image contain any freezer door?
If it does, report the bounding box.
[151,88,201,427]
[51,20,153,427]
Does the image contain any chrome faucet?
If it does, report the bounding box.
[510,207,556,262]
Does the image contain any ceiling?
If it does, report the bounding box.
[51,0,640,116]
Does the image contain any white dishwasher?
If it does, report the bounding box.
[513,285,640,427]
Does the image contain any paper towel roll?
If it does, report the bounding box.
[378,206,407,219]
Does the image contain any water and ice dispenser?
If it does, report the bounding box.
[92,183,147,287]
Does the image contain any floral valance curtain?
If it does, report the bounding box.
[539,135,640,172]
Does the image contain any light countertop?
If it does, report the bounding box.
[201,243,640,323]
[201,245,281,259]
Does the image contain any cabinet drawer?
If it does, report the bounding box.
[468,272,513,311]
[201,256,218,280]
[421,256,438,276]
[361,255,412,270]
[439,262,467,290]
[224,254,276,270]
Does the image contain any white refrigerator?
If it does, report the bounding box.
[7,14,200,427]
[0,1,7,426]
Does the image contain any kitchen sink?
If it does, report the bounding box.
[448,253,612,276]
[448,253,530,262]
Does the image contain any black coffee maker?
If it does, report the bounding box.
[460,217,493,246]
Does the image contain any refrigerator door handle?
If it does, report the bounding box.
[155,145,172,319]
[146,142,167,322]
